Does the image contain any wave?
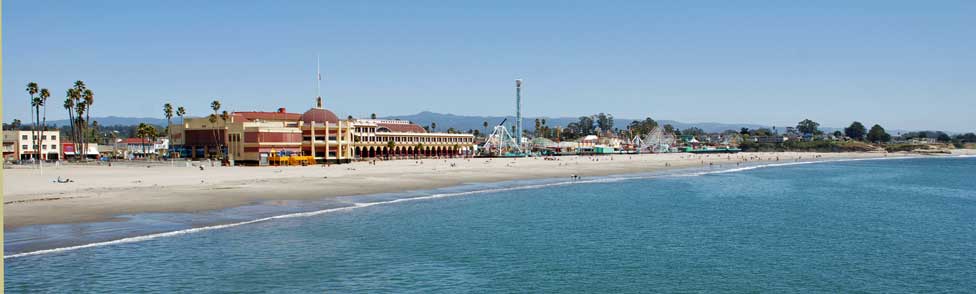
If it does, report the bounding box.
[1,154,945,259]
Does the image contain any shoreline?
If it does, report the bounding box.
[4,151,973,231]
[4,151,974,257]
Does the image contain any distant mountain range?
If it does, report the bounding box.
[44,116,169,127]
[34,112,921,135]
[382,111,769,134]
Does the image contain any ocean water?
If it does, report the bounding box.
[5,157,976,293]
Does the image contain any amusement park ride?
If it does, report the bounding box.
[478,79,528,157]
[639,126,677,153]
[481,118,524,157]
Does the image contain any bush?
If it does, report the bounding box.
[739,140,877,152]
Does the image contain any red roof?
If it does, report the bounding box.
[376,123,427,133]
[233,111,301,122]
[300,108,340,124]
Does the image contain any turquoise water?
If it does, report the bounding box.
[6,157,976,293]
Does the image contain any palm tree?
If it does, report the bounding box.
[371,113,377,119]
[163,103,173,158]
[63,94,75,159]
[207,114,218,158]
[221,110,230,160]
[66,87,82,149]
[483,121,488,137]
[81,88,94,159]
[430,122,437,132]
[26,82,38,161]
[39,88,51,159]
[210,100,221,159]
[175,106,186,158]
[176,106,186,122]
[75,101,87,159]
[136,123,148,159]
[386,140,396,160]
[210,100,221,114]
[71,81,88,158]
[31,97,42,160]
[147,125,159,160]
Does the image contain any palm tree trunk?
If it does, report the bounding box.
[42,105,48,160]
[66,110,73,160]
[30,105,37,162]
[36,107,42,161]
[167,118,172,160]
[212,126,217,159]
[84,112,90,161]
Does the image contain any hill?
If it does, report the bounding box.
[381,111,769,134]
[42,116,169,127]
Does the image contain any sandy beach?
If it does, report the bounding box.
[4,151,971,229]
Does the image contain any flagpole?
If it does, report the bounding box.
[316,54,321,102]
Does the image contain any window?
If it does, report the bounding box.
[42,145,47,150]
[42,135,47,140]
[51,144,57,149]
[22,145,28,150]
[51,135,57,140]
[22,135,28,140]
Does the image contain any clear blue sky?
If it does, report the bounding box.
[5,0,975,131]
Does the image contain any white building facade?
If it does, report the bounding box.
[2,130,61,161]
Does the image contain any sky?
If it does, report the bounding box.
[4,0,975,132]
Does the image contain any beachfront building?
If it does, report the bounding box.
[350,119,475,159]
[2,130,61,161]
[61,141,99,160]
[120,138,169,159]
[169,98,475,165]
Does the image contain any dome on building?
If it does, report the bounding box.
[300,107,340,124]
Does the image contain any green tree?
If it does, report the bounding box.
[751,128,772,137]
[866,124,891,143]
[844,121,866,140]
[595,113,614,133]
[663,124,675,135]
[575,116,595,135]
[796,119,820,135]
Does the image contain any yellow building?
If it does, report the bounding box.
[171,98,474,165]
